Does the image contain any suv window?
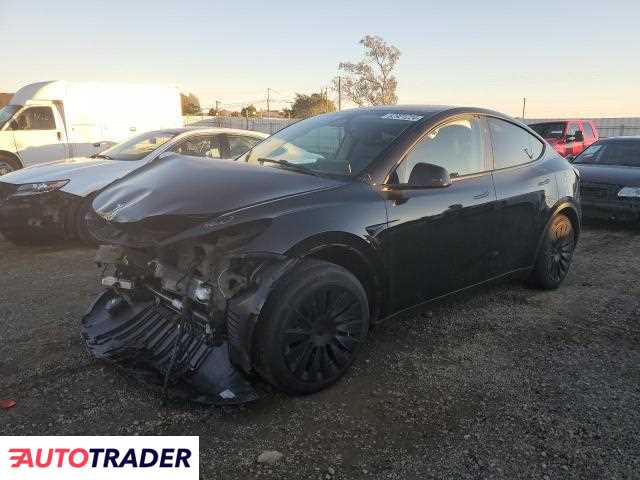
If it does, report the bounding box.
[228,135,262,158]
[13,106,55,130]
[394,116,485,183]
[582,122,595,139]
[171,135,222,159]
[488,118,544,169]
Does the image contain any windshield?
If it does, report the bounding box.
[0,105,20,129]
[574,141,640,167]
[97,130,179,161]
[243,111,420,176]
[530,122,566,139]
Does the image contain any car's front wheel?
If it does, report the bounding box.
[0,155,19,176]
[254,259,370,395]
[530,213,576,289]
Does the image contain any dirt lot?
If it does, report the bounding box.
[1,223,639,479]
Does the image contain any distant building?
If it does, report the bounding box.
[0,93,13,108]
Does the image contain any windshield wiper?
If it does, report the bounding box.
[91,153,113,160]
[256,157,318,176]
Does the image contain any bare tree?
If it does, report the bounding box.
[334,35,401,106]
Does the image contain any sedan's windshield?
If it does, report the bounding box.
[243,111,421,176]
[574,141,640,167]
[530,122,566,139]
[0,105,20,129]
[97,130,179,161]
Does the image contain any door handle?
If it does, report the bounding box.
[472,190,490,199]
[538,178,551,186]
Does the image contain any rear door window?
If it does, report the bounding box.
[171,135,223,159]
[488,118,544,169]
[227,135,262,158]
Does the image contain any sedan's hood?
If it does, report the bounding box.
[92,154,346,226]
[575,164,640,187]
[0,157,146,196]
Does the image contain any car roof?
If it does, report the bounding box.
[332,105,516,123]
[154,127,269,138]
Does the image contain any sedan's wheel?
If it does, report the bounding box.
[0,159,16,176]
[254,259,369,395]
[68,198,99,245]
[530,214,575,289]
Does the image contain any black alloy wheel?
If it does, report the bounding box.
[531,214,575,289]
[254,259,370,395]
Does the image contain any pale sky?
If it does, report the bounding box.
[1,0,639,118]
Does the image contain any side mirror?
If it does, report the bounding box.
[9,119,19,130]
[565,135,576,143]
[407,162,452,188]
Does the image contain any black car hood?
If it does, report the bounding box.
[92,154,346,227]
[575,164,640,186]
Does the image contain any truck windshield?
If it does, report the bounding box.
[243,111,418,176]
[0,105,20,129]
[96,130,179,161]
[530,122,566,139]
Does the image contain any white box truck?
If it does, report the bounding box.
[0,81,183,174]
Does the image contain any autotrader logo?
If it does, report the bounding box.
[1,436,199,480]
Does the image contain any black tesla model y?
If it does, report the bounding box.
[82,106,581,404]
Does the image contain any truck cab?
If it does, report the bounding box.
[0,81,183,175]
[529,119,599,158]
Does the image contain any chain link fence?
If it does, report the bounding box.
[184,115,298,135]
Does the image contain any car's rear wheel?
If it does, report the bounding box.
[530,213,575,289]
[254,259,370,395]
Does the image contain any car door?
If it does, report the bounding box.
[487,117,558,273]
[379,115,499,310]
[169,134,225,159]
[10,104,68,167]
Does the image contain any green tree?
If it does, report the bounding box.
[290,92,336,118]
[181,93,201,115]
[240,104,258,118]
[334,35,401,106]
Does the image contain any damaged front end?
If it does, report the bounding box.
[82,240,297,405]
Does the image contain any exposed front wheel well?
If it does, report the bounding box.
[305,245,384,323]
[556,206,581,239]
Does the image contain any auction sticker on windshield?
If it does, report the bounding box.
[381,113,424,121]
[0,436,199,480]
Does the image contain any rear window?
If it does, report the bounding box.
[574,141,640,167]
[530,122,566,139]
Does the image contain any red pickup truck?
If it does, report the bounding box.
[529,119,599,158]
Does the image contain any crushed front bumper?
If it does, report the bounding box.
[82,290,259,405]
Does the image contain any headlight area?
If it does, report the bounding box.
[13,179,70,197]
[83,243,298,405]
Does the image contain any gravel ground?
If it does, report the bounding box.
[1,223,640,479]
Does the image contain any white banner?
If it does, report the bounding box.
[0,436,199,480]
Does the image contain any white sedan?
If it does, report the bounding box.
[0,127,267,245]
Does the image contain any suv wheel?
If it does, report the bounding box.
[254,259,370,395]
[530,213,575,289]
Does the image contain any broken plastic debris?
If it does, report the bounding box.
[0,399,16,410]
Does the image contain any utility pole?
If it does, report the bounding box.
[215,100,221,116]
[266,88,271,118]
[522,97,527,120]
[337,76,342,111]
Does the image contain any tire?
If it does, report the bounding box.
[254,259,370,395]
[0,154,20,176]
[530,214,576,289]
[68,198,99,245]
